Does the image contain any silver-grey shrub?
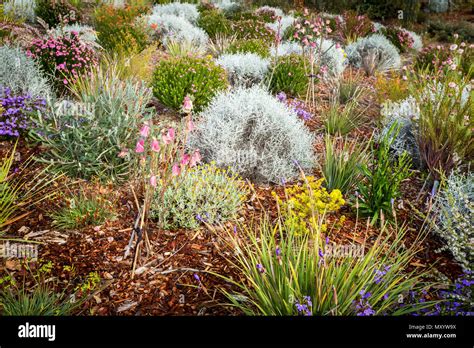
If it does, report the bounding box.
[433,172,473,271]
[188,86,315,183]
[0,45,51,99]
[216,53,270,87]
[150,2,199,24]
[346,34,401,74]
[147,13,208,49]
[317,39,347,79]
[3,0,36,22]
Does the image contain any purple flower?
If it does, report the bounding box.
[256,264,265,273]
[276,246,281,257]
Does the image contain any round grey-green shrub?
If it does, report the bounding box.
[0,45,52,99]
[188,86,315,183]
[150,163,247,230]
[216,53,270,87]
[346,34,401,73]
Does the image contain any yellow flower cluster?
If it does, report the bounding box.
[273,176,345,234]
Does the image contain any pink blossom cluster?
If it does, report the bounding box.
[27,32,97,89]
[293,16,332,47]
[397,30,414,49]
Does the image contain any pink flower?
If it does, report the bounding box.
[172,164,181,176]
[140,124,150,138]
[448,82,457,88]
[190,149,201,167]
[181,153,191,166]
[151,139,160,152]
[135,139,145,153]
[186,119,195,132]
[162,128,175,144]
[449,44,458,51]
[182,96,193,113]
[150,175,157,187]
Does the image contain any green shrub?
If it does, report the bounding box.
[152,55,227,112]
[380,26,415,53]
[226,38,270,57]
[267,54,308,97]
[150,163,247,230]
[197,9,231,38]
[427,20,474,44]
[35,0,80,27]
[51,192,116,229]
[231,19,275,41]
[31,65,153,182]
[357,123,412,224]
[94,4,149,55]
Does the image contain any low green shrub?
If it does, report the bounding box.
[150,163,247,230]
[51,192,116,229]
[226,38,270,57]
[197,9,231,38]
[267,54,308,97]
[151,55,227,112]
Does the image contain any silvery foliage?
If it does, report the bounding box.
[50,24,99,47]
[373,22,385,32]
[346,34,401,72]
[433,171,473,271]
[316,39,347,79]
[212,0,240,12]
[188,86,315,183]
[269,41,303,57]
[148,14,208,49]
[216,53,270,87]
[403,28,423,51]
[256,6,284,17]
[100,0,125,8]
[0,45,51,99]
[380,96,422,168]
[151,2,199,24]
[266,15,295,36]
[3,0,36,22]
[428,0,449,13]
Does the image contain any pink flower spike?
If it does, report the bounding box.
[140,124,150,138]
[190,149,202,167]
[187,119,195,132]
[181,154,191,166]
[151,139,160,152]
[162,128,176,144]
[135,139,145,153]
[172,164,181,176]
[150,175,157,187]
[182,96,193,113]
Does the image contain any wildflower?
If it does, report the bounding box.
[448,82,457,88]
[181,153,191,166]
[172,163,181,176]
[190,149,202,167]
[151,139,160,152]
[182,96,193,113]
[162,128,175,144]
[140,123,150,138]
[135,139,145,153]
[275,246,281,257]
[449,44,458,51]
[256,263,265,273]
[193,273,201,282]
[150,175,157,187]
[187,119,195,132]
